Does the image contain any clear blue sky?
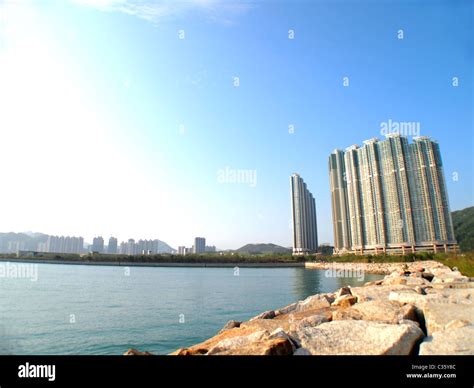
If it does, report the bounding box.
[1,0,472,249]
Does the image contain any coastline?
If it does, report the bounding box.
[0,257,305,268]
[137,260,473,356]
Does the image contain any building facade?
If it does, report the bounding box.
[205,245,216,252]
[107,237,118,254]
[329,135,457,254]
[91,236,105,253]
[193,237,206,254]
[44,235,84,254]
[290,173,318,255]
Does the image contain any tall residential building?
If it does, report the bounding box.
[126,239,136,255]
[205,245,216,252]
[193,237,206,254]
[107,237,118,254]
[329,135,457,254]
[91,236,104,253]
[44,235,84,254]
[290,173,318,255]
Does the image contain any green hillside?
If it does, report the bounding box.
[452,206,474,252]
[235,243,291,254]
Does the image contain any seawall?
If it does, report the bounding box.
[151,260,474,356]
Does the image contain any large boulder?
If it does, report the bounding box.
[206,330,268,354]
[332,299,417,324]
[249,310,276,320]
[175,325,269,355]
[350,284,414,302]
[423,300,474,335]
[276,294,332,315]
[419,326,474,355]
[288,310,333,337]
[208,337,294,355]
[219,320,241,333]
[389,289,439,308]
[240,318,292,333]
[206,329,294,355]
[380,268,433,287]
[294,320,424,355]
[432,271,470,285]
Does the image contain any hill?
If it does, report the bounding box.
[0,232,48,252]
[452,206,474,252]
[235,243,291,255]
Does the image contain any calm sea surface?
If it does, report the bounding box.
[0,262,382,355]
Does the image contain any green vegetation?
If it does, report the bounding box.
[452,206,474,252]
[432,253,474,278]
[308,252,474,277]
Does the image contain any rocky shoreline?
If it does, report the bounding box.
[125,260,474,355]
[303,260,449,274]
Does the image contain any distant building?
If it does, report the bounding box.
[178,246,186,255]
[116,238,166,255]
[290,174,318,255]
[44,235,84,254]
[92,236,105,253]
[8,241,26,253]
[107,237,118,254]
[193,237,206,254]
[205,245,216,253]
[119,242,128,255]
[329,135,457,254]
[318,243,334,256]
[126,239,136,255]
[37,242,47,252]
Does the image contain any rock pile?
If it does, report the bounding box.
[125,261,473,356]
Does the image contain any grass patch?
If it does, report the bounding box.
[310,252,474,277]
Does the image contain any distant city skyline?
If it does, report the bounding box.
[1,1,472,250]
[0,231,226,256]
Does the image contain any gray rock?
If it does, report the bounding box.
[219,320,241,333]
[250,310,276,321]
[293,347,311,355]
